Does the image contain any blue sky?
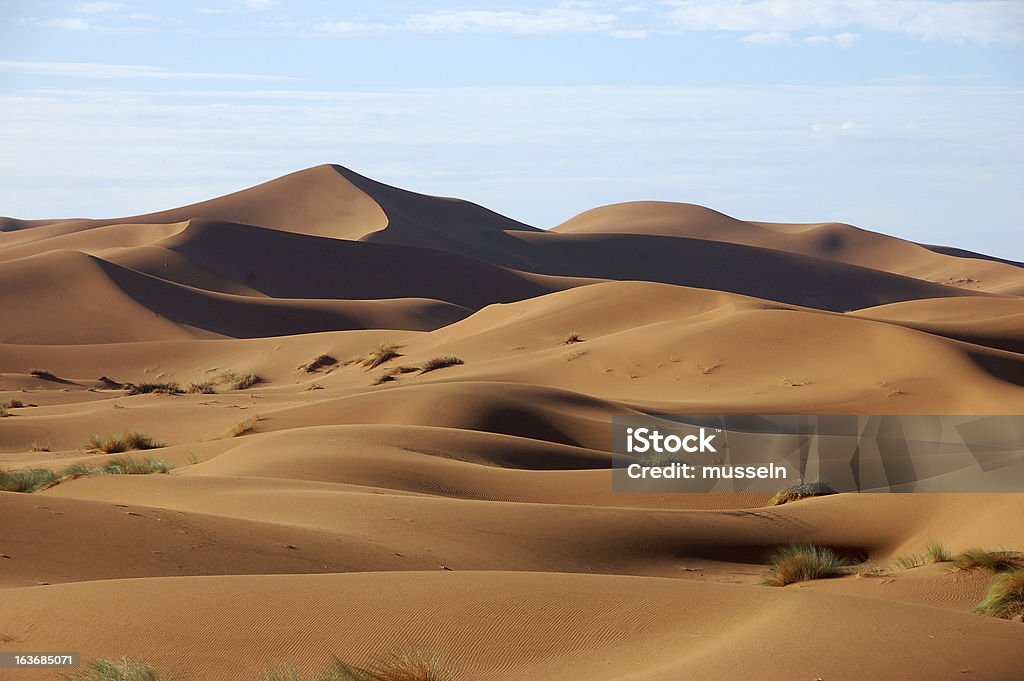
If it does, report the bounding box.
[1,1,1022,258]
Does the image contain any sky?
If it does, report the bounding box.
[1,0,1022,258]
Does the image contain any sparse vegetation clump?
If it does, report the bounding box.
[125,382,182,396]
[228,417,260,437]
[30,368,59,381]
[373,366,419,385]
[973,569,1024,621]
[86,431,161,454]
[769,480,837,506]
[62,657,178,681]
[2,398,24,409]
[300,354,338,373]
[952,548,1024,572]
[187,382,216,394]
[764,544,853,586]
[563,331,584,344]
[925,541,952,564]
[213,371,261,391]
[267,650,453,681]
[96,376,124,390]
[0,467,59,493]
[363,344,402,370]
[894,541,953,570]
[419,356,464,374]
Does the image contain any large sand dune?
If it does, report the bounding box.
[2,166,1023,680]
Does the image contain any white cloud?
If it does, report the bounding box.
[661,1,1024,44]
[311,20,382,35]
[803,32,860,46]
[73,2,122,13]
[0,60,293,81]
[403,9,619,34]
[35,17,93,30]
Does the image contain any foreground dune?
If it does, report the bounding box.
[1,165,1023,680]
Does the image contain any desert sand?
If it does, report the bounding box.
[2,164,1023,680]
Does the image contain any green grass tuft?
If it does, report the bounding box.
[924,540,952,564]
[973,569,1024,620]
[0,467,59,492]
[764,544,853,586]
[102,457,173,475]
[63,658,178,681]
[419,356,464,374]
[952,548,1024,572]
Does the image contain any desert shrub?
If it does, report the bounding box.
[419,356,464,374]
[212,371,260,391]
[62,658,178,681]
[30,368,58,380]
[2,399,24,409]
[973,569,1024,620]
[769,480,837,506]
[187,382,216,394]
[363,344,402,370]
[96,376,124,390]
[563,331,584,344]
[126,383,182,396]
[300,354,338,373]
[764,544,853,586]
[86,431,161,454]
[952,548,1024,572]
[0,467,59,493]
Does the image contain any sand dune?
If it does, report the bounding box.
[554,200,1024,295]
[2,165,1023,680]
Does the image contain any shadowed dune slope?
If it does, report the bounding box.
[553,200,1024,295]
[504,230,981,311]
[154,218,584,308]
[0,250,471,343]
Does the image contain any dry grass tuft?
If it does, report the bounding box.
[764,544,853,586]
[563,331,584,344]
[86,431,161,454]
[364,344,402,370]
[419,356,464,374]
[126,382,182,395]
[30,368,59,381]
[925,541,952,564]
[300,354,338,373]
[212,371,261,391]
[228,416,261,437]
[2,398,24,409]
[187,382,216,394]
